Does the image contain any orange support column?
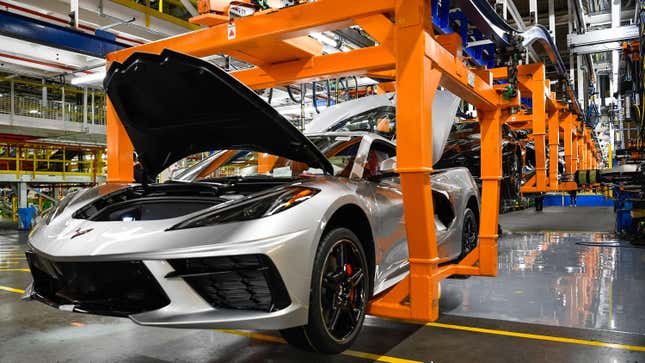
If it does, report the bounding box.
[576,129,583,171]
[477,107,502,276]
[580,126,588,170]
[562,114,576,176]
[520,65,547,190]
[547,108,560,189]
[368,0,440,321]
[106,97,134,183]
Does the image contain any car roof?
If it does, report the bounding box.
[305,93,396,133]
[305,131,394,145]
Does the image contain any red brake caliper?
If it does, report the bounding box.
[345,263,354,303]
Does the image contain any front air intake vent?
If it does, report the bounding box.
[167,255,291,312]
[26,251,170,317]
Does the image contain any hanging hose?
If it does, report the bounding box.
[287,84,303,103]
[326,79,331,107]
[312,82,320,114]
[344,78,350,101]
[335,78,339,104]
[352,76,359,100]
[337,77,350,101]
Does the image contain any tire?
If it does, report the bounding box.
[502,152,521,201]
[511,154,522,200]
[535,196,544,211]
[280,228,369,354]
[459,208,479,259]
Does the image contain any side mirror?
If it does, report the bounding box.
[379,157,397,175]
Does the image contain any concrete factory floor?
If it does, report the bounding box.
[1,206,644,362]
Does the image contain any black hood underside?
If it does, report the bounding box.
[104,49,333,177]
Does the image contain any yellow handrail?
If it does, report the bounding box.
[0,142,105,180]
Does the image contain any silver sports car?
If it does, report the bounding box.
[24,50,480,353]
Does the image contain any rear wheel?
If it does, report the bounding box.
[511,154,522,199]
[280,228,369,354]
[535,195,544,211]
[459,208,479,258]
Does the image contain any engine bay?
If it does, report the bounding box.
[72,179,295,222]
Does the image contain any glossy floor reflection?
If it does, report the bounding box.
[441,231,645,334]
[2,215,645,362]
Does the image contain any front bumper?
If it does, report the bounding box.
[25,229,314,330]
[25,251,170,317]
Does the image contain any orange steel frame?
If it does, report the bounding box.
[491,64,598,195]
[106,0,521,322]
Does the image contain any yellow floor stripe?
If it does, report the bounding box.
[426,322,645,352]
[1,282,642,355]
[0,285,25,294]
[216,329,423,363]
[0,268,30,272]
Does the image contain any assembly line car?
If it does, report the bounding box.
[22,50,480,353]
[305,92,526,203]
[434,121,525,201]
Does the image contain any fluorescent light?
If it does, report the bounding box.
[71,71,106,86]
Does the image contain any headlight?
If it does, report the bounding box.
[169,187,319,230]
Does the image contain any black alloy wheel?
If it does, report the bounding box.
[508,153,522,200]
[460,208,478,257]
[319,238,368,342]
[280,228,369,354]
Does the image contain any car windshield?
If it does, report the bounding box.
[174,135,362,182]
[330,107,396,140]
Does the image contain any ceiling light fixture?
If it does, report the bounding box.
[70,71,106,86]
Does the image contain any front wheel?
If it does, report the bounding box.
[280,228,369,354]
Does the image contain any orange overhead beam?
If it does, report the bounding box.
[231,46,395,89]
[107,0,395,63]
[425,34,497,110]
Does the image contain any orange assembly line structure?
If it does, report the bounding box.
[105,0,567,322]
[490,64,598,196]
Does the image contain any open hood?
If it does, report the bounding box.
[105,49,333,177]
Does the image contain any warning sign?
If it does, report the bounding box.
[228,22,236,40]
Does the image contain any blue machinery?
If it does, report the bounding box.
[0,9,127,58]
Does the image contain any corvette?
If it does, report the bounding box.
[24,50,480,353]
[306,93,527,203]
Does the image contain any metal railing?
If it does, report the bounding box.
[0,77,107,125]
[0,142,105,182]
[112,0,198,28]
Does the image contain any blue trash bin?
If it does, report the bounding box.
[17,207,36,230]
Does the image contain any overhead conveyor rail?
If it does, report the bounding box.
[453,0,584,119]
[104,0,586,322]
